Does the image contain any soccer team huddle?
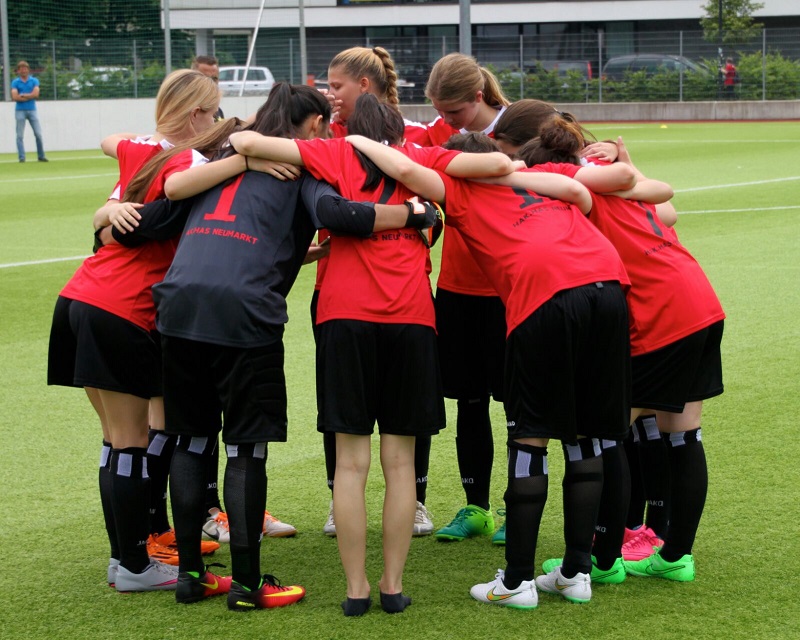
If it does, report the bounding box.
[47,46,724,615]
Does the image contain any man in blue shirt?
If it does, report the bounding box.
[11,60,47,162]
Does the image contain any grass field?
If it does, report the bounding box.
[2,122,799,639]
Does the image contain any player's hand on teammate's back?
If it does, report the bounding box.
[247,157,302,181]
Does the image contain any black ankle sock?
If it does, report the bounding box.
[380,591,411,613]
[342,596,372,616]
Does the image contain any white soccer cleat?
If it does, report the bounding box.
[413,501,434,536]
[263,510,297,538]
[535,566,591,604]
[115,561,179,592]
[323,500,336,537]
[202,510,230,543]
[470,569,538,609]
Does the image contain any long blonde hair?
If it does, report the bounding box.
[154,69,220,140]
[329,46,400,107]
[425,53,510,107]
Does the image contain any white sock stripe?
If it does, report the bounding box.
[631,426,640,444]
[188,436,209,455]
[514,450,532,478]
[117,452,133,477]
[668,432,687,447]
[99,445,111,468]
[254,442,267,459]
[147,432,170,456]
[642,416,660,440]
[142,458,149,479]
[592,438,602,457]
[564,443,582,462]
[601,439,617,450]
[226,444,240,458]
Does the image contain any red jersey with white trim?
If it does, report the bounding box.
[404,116,458,147]
[296,138,455,328]
[60,148,206,331]
[534,161,725,353]
[438,171,630,336]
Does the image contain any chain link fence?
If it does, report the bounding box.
[6,28,800,102]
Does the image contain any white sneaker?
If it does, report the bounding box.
[413,501,434,536]
[323,500,336,537]
[535,566,591,603]
[263,510,297,537]
[202,510,230,543]
[115,561,179,592]
[107,557,120,587]
[470,569,538,609]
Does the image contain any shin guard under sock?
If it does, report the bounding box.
[171,435,216,574]
[147,429,177,535]
[635,415,671,538]
[415,435,431,505]
[455,397,493,510]
[110,447,150,573]
[660,428,707,561]
[561,439,603,578]
[593,440,631,569]
[99,440,120,560]
[224,442,268,590]
[502,441,548,590]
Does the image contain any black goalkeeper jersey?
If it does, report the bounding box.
[150,171,330,347]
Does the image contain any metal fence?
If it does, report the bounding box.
[6,28,800,103]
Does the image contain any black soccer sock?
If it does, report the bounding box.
[593,440,631,569]
[635,415,671,538]
[203,436,223,513]
[623,427,646,527]
[110,447,150,573]
[561,439,604,578]
[502,441,548,590]
[224,442,268,591]
[455,397,493,510]
[171,435,216,574]
[147,429,177,535]
[415,435,431,505]
[99,440,120,560]
[323,431,336,493]
[660,428,707,561]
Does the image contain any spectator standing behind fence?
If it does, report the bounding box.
[721,57,737,100]
[192,55,225,120]
[11,60,48,163]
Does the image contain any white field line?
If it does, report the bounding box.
[2,177,797,269]
[0,172,116,184]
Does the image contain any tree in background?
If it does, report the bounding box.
[700,0,765,44]
[8,0,160,41]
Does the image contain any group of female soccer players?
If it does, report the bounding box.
[48,45,723,615]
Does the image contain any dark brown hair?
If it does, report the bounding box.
[348,93,405,191]
[515,116,587,168]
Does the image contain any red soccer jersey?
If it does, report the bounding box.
[297,137,453,328]
[404,116,458,147]
[438,171,630,336]
[533,161,725,353]
[60,148,204,331]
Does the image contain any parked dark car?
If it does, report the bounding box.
[602,54,710,81]
[529,60,593,81]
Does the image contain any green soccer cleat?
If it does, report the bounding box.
[542,555,626,584]
[435,505,495,541]
[491,509,506,545]
[624,551,695,582]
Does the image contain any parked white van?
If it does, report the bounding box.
[218,66,275,96]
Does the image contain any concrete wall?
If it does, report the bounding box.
[4,98,799,155]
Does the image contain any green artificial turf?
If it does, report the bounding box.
[1,122,798,639]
